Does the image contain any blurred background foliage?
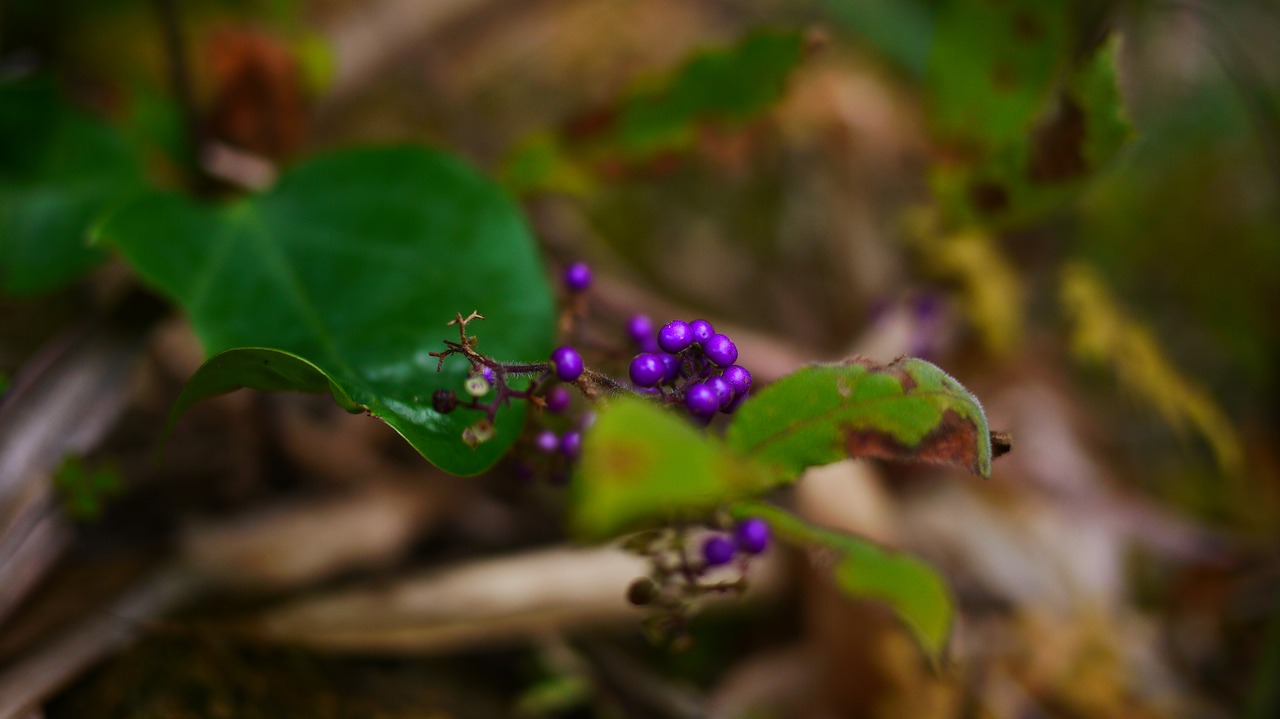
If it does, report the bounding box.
[1,0,1279,717]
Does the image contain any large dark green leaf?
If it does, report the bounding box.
[100,146,554,475]
[731,500,953,658]
[726,357,998,478]
[570,398,778,541]
[0,81,146,295]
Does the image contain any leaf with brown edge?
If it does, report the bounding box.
[730,500,954,659]
[569,397,779,541]
[726,357,1006,479]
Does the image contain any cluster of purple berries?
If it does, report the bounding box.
[701,517,770,568]
[532,385,584,460]
[627,317,753,420]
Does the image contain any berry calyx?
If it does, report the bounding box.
[658,320,693,353]
[704,334,738,367]
[464,375,491,397]
[627,577,659,606]
[563,261,592,292]
[629,353,665,387]
[535,429,560,454]
[702,535,736,567]
[689,319,715,344]
[684,382,720,418]
[431,389,457,414]
[733,518,770,555]
[462,418,495,448]
[550,346,584,382]
[544,385,571,413]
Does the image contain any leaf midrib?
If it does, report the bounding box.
[189,204,360,386]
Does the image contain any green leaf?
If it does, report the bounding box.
[0,80,147,295]
[53,455,123,521]
[731,500,953,658]
[609,30,805,158]
[1072,37,1132,171]
[570,398,778,541]
[819,0,936,78]
[100,146,554,475]
[928,33,1133,228]
[926,0,1070,150]
[726,357,997,478]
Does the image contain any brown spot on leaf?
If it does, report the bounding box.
[969,181,1010,215]
[563,106,618,141]
[1012,12,1045,43]
[596,441,653,484]
[1028,96,1086,183]
[990,61,1019,92]
[843,409,984,476]
[882,358,918,391]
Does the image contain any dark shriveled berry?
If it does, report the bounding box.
[627,577,660,606]
[432,389,457,414]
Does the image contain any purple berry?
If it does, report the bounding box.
[550,346,584,382]
[702,535,736,567]
[560,430,582,459]
[629,353,665,387]
[535,429,559,453]
[684,382,720,418]
[544,385,571,413]
[722,365,752,396]
[659,353,681,384]
[658,320,693,353]
[707,376,734,411]
[627,314,657,350]
[563,261,592,292]
[733,518,770,555]
[704,334,738,367]
[914,293,944,323]
[689,319,714,344]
